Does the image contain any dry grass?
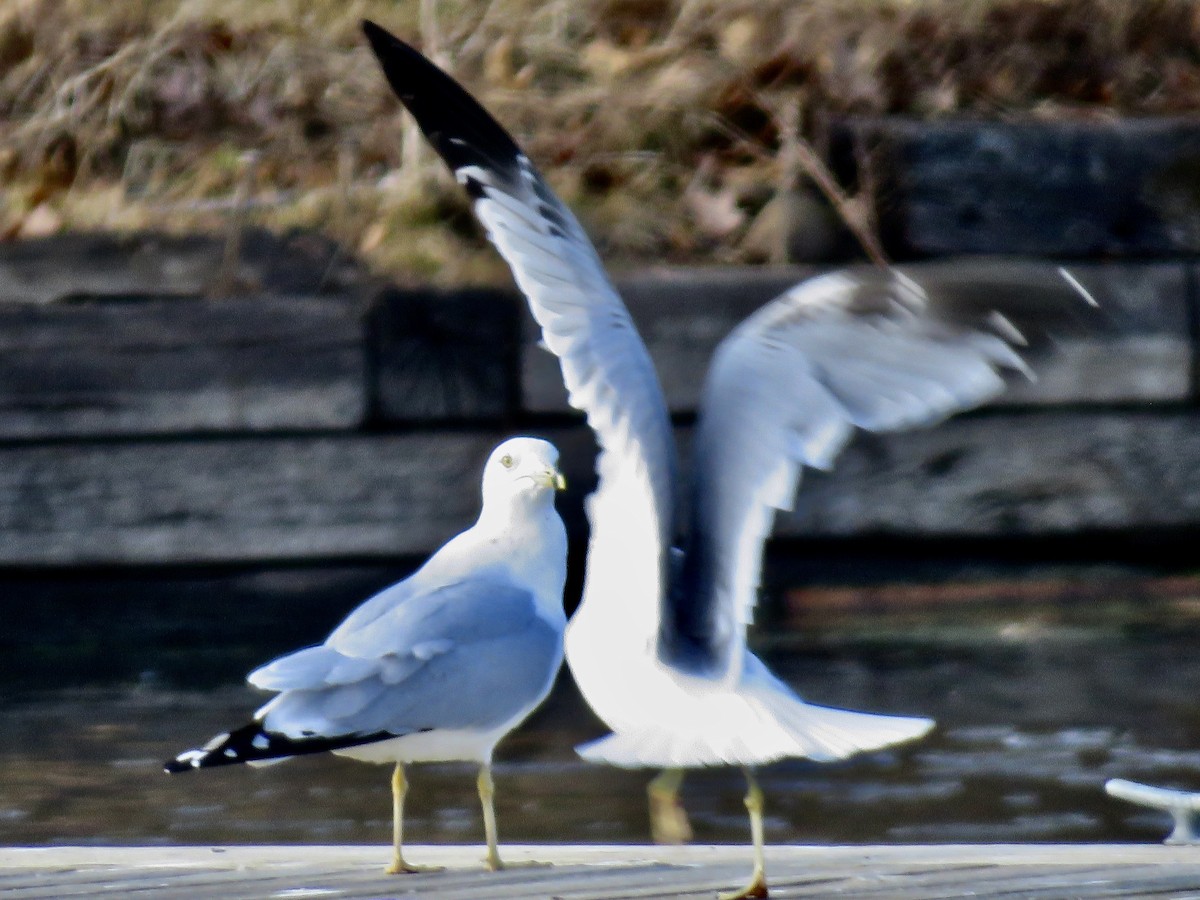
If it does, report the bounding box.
[3,0,1200,283]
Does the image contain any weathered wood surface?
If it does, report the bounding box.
[3,411,1200,565]
[523,261,1191,414]
[3,844,1200,899]
[0,432,501,565]
[0,231,365,305]
[0,294,367,438]
[523,266,815,414]
[783,409,1200,539]
[0,230,1191,438]
[0,232,1194,562]
[785,573,1200,624]
[915,260,1191,406]
[0,232,372,437]
[370,285,522,422]
[0,258,1184,439]
[854,116,1200,257]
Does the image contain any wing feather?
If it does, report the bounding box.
[672,268,1086,679]
[253,581,559,739]
[363,22,678,640]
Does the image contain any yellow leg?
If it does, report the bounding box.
[477,764,550,871]
[478,763,504,871]
[718,769,769,900]
[384,763,443,875]
[647,768,693,845]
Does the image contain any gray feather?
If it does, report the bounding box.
[255,580,561,739]
[672,268,1081,680]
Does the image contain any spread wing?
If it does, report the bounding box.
[362,22,678,638]
[671,267,1095,680]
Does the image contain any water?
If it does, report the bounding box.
[3,607,1199,849]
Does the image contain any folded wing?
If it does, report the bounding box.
[253,580,561,740]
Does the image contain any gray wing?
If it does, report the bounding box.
[250,580,562,739]
[363,23,678,643]
[671,266,1095,680]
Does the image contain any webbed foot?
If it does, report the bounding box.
[717,870,769,899]
[384,857,444,875]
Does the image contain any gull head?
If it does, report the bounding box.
[480,437,566,511]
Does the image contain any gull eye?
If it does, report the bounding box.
[500,454,514,469]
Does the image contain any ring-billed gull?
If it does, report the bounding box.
[165,436,568,874]
[362,22,1094,897]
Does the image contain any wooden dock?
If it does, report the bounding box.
[3,844,1199,899]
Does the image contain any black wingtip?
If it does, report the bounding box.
[164,721,399,775]
[361,19,396,57]
[359,19,524,176]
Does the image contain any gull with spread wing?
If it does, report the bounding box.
[165,437,568,875]
[362,22,1095,898]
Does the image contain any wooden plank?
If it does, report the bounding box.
[522,266,816,414]
[521,262,1188,415]
[850,116,1200,257]
[800,864,1153,898]
[0,432,501,565]
[905,260,1191,406]
[351,862,697,900]
[4,845,1200,900]
[781,409,1200,539]
[3,408,1200,565]
[783,574,1200,623]
[0,870,325,899]
[0,294,367,438]
[370,286,521,423]
[0,231,366,305]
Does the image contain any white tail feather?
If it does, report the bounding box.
[577,688,933,770]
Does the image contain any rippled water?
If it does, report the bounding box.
[3,608,1199,849]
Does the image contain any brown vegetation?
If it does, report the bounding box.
[2,0,1199,282]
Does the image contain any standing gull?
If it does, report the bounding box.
[362,22,1094,898]
[165,437,568,874]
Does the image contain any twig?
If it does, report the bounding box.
[210,151,260,298]
[768,95,888,267]
[455,0,506,61]
[705,104,888,267]
[420,0,446,68]
[852,133,885,264]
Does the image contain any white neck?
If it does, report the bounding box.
[460,490,568,624]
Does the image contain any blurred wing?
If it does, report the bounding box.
[671,267,1089,679]
[363,22,678,636]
